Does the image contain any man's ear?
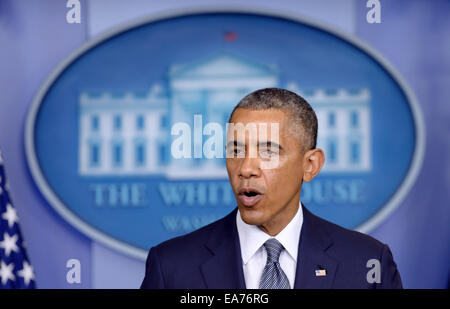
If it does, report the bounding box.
[303,148,325,182]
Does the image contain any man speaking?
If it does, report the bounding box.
[141,88,402,289]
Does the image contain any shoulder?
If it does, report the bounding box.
[151,209,235,259]
[304,206,386,256]
[302,207,402,288]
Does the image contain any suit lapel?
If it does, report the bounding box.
[200,205,339,289]
[200,208,246,289]
[294,205,339,289]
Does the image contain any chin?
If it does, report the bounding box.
[239,207,266,226]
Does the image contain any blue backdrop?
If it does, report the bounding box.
[0,0,448,288]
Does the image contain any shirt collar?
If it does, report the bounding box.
[236,203,303,265]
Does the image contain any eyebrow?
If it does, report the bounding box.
[226,140,245,148]
[226,140,283,150]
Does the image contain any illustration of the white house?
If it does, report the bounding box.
[286,83,371,173]
[78,52,371,178]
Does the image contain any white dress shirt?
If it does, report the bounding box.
[236,204,303,289]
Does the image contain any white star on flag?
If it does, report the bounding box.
[0,261,15,285]
[17,261,35,286]
[0,232,19,257]
[2,203,19,228]
[0,150,36,288]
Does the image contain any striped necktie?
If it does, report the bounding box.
[259,238,291,289]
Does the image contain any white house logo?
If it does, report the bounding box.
[79,54,371,178]
[25,9,424,260]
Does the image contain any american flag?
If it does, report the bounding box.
[0,151,36,288]
[315,269,326,277]
[223,31,237,41]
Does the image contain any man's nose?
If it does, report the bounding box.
[239,155,261,179]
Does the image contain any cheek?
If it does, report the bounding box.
[226,160,240,186]
[263,160,303,194]
[226,159,236,175]
[262,169,286,194]
[226,158,241,169]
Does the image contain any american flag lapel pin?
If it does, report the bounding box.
[315,267,326,277]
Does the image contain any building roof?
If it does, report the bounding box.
[169,52,278,79]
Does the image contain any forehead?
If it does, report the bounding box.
[227,108,297,145]
[229,108,290,127]
[228,108,306,148]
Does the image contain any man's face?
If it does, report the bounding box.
[226,108,305,231]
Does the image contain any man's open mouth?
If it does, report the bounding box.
[238,188,264,207]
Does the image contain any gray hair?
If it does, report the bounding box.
[229,88,318,152]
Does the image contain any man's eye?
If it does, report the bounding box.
[259,148,279,158]
[260,148,277,154]
[227,147,244,157]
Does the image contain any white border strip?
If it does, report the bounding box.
[25,6,426,260]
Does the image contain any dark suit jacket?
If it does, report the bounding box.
[141,205,402,289]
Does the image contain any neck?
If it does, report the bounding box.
[258,193,301,236]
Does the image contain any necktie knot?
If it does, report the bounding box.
[263,238,284,263]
